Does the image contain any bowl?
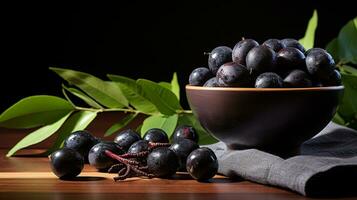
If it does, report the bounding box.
[186,85,344,157]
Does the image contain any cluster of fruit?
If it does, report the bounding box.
[49,126,218,181]
[189,38,341,88]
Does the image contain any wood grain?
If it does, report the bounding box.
[1,113,356,200]
[1,150,356,200]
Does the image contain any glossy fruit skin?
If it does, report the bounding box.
[63,130,98,163]
[189,67,213,86]
[305,47,326,56]
[49,148,84,179]
[322,69,342,86]
[203,77,219,87]
[114,129,141,151]
[281,38,305,53]
[143,128,169,143]
[186,147,218,181]
[284,69,312,88]
[173,125,199,143]
[147,147,178,177]
[276,47,305,71]
[216,62,251,87]
[169,139,199,171]
[255,72,284,88]
[88,142,124,171]
[232,39,259,65]
[246,46,277,75]
[262,39,285,52]
[306,49,335,80]
[127,140,149,154]
[208,46,232,75]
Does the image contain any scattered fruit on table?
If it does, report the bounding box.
[114,129,141,151]
[49,127,218,182]
[186,147,218,181]
[88,141,124,171]
[49,148,84,179]
[189,38,341,88]
[143,128,169,143]
[64,130,100,163]
[172,125,199,143]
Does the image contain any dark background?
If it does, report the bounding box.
[1,0,356,110]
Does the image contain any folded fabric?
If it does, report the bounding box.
[206,122,357,196]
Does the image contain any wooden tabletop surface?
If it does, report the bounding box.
[0,113,356,200]
[1,149,356,200]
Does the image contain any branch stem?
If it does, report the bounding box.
[73,106,193,115]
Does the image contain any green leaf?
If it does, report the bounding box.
[136,79,181,115]
[104,113,138,137]
[177,114,218,145]
[299,10,318,50]
[170,72,180,100]
[333,112,345,125]
[326,17,357,64]
[62,85,103,109]
[108,74,158,114]
[337,72,357,123]
[141,114,178,138]
[50,67,128,108]
[0,95,73,129]
[340,64,357,75]
[334,70,357,129]
[158,82,172,90]
[6,112,72,157]
[46,111,97,154]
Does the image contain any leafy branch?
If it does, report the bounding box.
[1,12,356,157]
[0,68,215,157]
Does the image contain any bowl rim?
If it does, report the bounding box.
[186,85,344,91]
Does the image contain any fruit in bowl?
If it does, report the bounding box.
[187,38,343,157]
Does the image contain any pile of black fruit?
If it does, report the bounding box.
[189,38,342,88]
[49,126,218,182]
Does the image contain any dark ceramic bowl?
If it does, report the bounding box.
[186,85,344,157]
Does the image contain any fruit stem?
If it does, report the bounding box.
[105,150,140,165]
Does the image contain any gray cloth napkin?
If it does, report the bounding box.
[206,122,357,197]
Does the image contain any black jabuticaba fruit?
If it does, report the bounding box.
[169,138,199,171]
[321,69,342,86]
[147,147,178,178]
[246,46,277,75]
[114,129,141,151]
[276,47,306,72]
[305,49,335,80]
[88,142,124,171]
[189,67,213,86]
[49,148,84,179]
[284,69,312,88]
[64,130,98,163]
[281,38,306,53]
[255,72,284,88]
[208,46,232,75]
[232,39,259,65]
[203,77,219,87]
[143,128,169,143]
[262,39,285,52]
[186,147,218,181]
[216,62,251,87]
[305,47,326,56]
[173,125,199,143]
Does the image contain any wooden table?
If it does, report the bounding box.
[0,113,356,200]
[1,150,357,200]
